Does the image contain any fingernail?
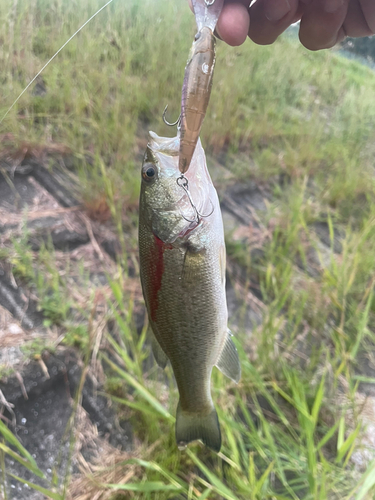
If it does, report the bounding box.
[323,0,344,13]
[264,0,291,22]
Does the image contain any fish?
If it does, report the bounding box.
[178,0,224,174]
[138,130,240,452]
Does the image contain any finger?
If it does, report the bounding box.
[360,0,375,32]
[248,0,300,45]
[187,0,249,46]
[216,2,250,46]
[299,0,350,50]
[343,0,375,36]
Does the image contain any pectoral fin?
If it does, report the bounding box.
[215,330,241,383]
[148,325,169,369]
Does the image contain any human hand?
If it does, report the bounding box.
[188,0,375,50]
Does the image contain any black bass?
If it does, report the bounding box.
[138,131,240,452]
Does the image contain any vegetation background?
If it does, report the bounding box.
[1,0,375,498]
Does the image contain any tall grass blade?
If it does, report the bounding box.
[354,460,375,500]
[254,460,274,495]
[316,420,340,451]
[106,481,183,492]
[187,450,241,500]
[102,355,174,421]
[124,458,188,490]
[0,420,44,478]
[0,443,45,479]
[7,473,62,500]
[311,375,325,425]
[336,423,361,463]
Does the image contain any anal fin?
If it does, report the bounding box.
[215,329,241,383]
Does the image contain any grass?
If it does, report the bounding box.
[0,233,72,327]
[1,0,375,498]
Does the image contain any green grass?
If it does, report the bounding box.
[1,0,375,499]
[0,234,72,328]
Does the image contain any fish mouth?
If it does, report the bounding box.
[148,131,179,156]
[146,131,213,242]
[177,220,201,239]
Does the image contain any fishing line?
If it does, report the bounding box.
[0,0,114,124]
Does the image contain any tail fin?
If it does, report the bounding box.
[175,402,221,452]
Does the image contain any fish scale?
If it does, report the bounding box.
[139,131,240,452]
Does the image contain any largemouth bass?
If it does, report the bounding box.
[138,131,240,452]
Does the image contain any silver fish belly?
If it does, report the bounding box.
[138,132,240,452]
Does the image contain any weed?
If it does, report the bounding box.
[1,231,35,283]
[20,337,54,359]
[62,325,90,350]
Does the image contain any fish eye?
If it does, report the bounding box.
[194,31,201,41]
[142,163,157,182]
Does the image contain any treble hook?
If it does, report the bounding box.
[176,174,214,224]
[163,105,181,127]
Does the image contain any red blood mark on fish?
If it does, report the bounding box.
[149,235,172,321]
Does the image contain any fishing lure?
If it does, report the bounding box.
[164,0,224,174]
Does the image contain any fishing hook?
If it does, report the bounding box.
[163,105,181,127]
[176,174,214,224]
[205,0,216,5]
